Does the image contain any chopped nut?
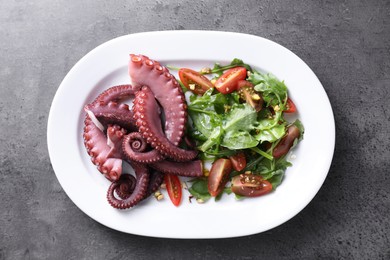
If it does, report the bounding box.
[274,105,280,112]
[200,67,212,74]
[245,171,252,174]
[211,79,217,84]
[247,71,251,77]
[196,198,205,204]
[182,182,188,190]
[251,93,261,100]
[189,84,196,90]
[203,169,210,177]
[154,190,163,201]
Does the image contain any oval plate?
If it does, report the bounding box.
[47,31,335,238]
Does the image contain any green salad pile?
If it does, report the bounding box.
[174,59,304,202]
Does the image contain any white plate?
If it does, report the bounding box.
[47,31,335,238]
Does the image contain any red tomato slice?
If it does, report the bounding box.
[164,174,182,206]
[237,80,263,111]
[229,152,247,171]
[178,68,214,95]
[272,125,300,158]
[214,67,247,94]
[284,97,297,113]
[208,158,232,197]
[231,174,272,197]
[237,79,254,89]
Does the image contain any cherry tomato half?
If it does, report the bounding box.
[164,174,182,206]
[208,158,233,197]
[237,80,263,112]
[229,152,247,172]
[284,97,297,113]
[178,68,214,95]
[214,67,247,94]
[272,125,300,159]
[231,174,272,197]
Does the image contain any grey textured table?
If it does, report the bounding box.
[1,0,389,259]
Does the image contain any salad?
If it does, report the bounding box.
[171,59,304,203]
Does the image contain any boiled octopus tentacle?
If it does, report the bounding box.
[145,171,164,197]
[150,160,203,177]
[122,132,165,163]
[112,174,137,200]
[106,124,127,158]
[128,54,187,146]
[83,116,123,181]
[114,171,164,201]
[107,162,150,209]
[133,86,198,162]
[92,84,136,105]
[82,55,208,210]
[85,101,137,132]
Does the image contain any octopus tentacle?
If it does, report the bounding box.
[112,174,137,200]
[151,160,203,177]
[128,54,187,146]
[145,171,164,197]
[106,124,127,159]
[85,101,137,132]
[83,116,123,181]
[133,86,198,162]
[114,171,164,201]
[92,84,136,105]
[122,132,165,163]
[107,162,150,209]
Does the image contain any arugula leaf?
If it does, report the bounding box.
[292,119,305,142]
[230,58,253,72]
[257,157,292,189]
[255,111,283,130]
[188,89,224,139]
[199,126,223,152]
[207,58,253,76]
[223,103,257,132]
[255,124,286,143]
[268,170,285,189]
[190,99,261,151]
[249,72,288,107]
[188,178,211,201]
[222,130,258,150]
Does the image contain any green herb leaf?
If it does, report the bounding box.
[207,58,253,76]
[255,123,286,143]
[292,119,305,142]
[249,72,288,107]
[222,130,258,150]
[223,103,257,132]
[188,178,211,201]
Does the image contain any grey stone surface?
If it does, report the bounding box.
[0,0,389,259]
